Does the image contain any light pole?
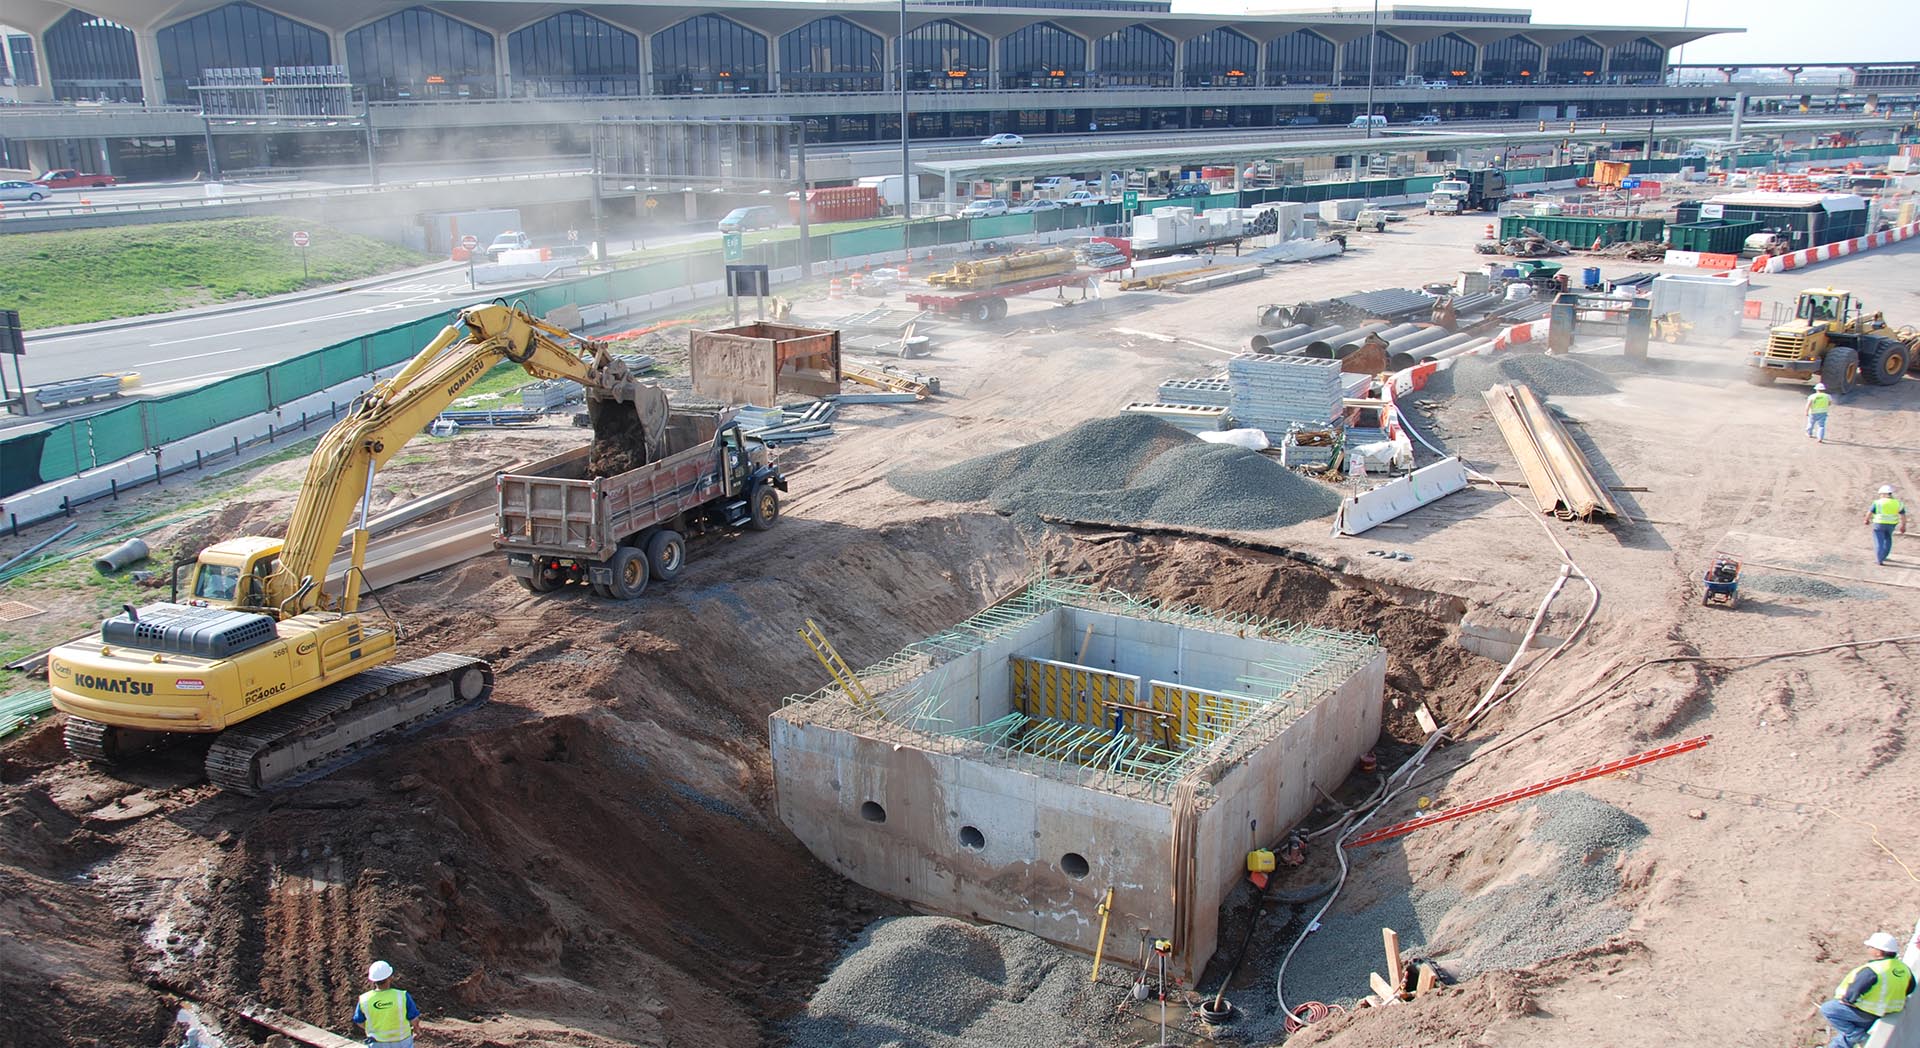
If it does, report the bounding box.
[900,0,913,247]
[1364,0,1378,142]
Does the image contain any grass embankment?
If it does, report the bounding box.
[0,217,431,329]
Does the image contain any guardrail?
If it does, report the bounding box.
[0,168,589,221]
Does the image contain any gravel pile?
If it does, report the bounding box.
[1278,791,1645,1008]
[785,916,1125,1048]
[1422,353,1618,400]
[1739,573,1884,602]
[891,415,1341,531]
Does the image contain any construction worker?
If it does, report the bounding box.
[1805,382,1832,442]
[1866,484,1907,565]
[353,960,420,1047]
[1818,931,1915,1048]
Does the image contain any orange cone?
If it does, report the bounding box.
[1484,223,1495,240]
[1591,236,1603,251]
[829,277,843,299]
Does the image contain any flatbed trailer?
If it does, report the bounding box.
[904,268,1110,323]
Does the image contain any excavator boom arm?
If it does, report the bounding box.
[266,304,663,614]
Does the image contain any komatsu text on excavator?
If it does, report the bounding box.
[47,304,669,794]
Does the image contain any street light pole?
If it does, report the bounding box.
[1365,0,1378,142]
[900,0,913,247]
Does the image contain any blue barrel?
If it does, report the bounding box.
[1581,266,1600,288]
[1500,267,1521,279]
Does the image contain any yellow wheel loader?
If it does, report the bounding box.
[1748,288,1919,393]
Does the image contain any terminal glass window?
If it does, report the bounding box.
[1480,34,1539,84]
[8,35,39,86]
[999,22,1085,89]
[900,20,987,90]
[781,17,884,93]
[1415,33,1474,82]
[347,7,497,101]
[1610,37,1665,82]
[44,10,141,102]
[652,15,767,94]
[1184,28,1255,87]
[1545,36,1601,83]
[1094,25,1173,88]
[509,11,641,97]
[1265,29,1333,86]
[1340,32,1408,86]
[157,3,330,104]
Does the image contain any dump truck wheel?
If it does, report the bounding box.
[1822,346,1860,395]
[606,547,649,600]
[749,484,780,531]
[646,529,686,582]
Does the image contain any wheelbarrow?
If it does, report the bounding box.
[1701,556,1741,608]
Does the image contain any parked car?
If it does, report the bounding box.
[980,133,1024,148]
[716,205,778,232]
[0,180,50,202]
[1010,199,1064,214]
[1286,115,1321,126]
[34,169,116,188]
[959,198,1010,217]
[487,230,533,258]
[1411,114,1443,126]
[1167,182,1212,199]
[1060,190,1105,205]
[1033,176,1080,194]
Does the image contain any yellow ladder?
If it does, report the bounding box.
[799,618,875,710]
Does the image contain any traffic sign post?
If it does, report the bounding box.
[1122,189,1139,221]
[291,229,310,282]
[723,232,743,262]
[567,229,579,242]
[461,233,479,288]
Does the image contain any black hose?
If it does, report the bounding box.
[1206,881,1268,1015]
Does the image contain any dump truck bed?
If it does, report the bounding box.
[496,413,730,562]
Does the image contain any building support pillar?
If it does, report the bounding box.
[495,33,511,97]
[133,29,165,105]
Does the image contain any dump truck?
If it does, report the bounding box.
[1439,167,1507,212]
[1425,179,1473,214]
[495,409,786,599]
[1748,287,1920,392]
[47,305,664,793]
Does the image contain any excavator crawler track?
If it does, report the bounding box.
[204,653,492,795]
[64,718,116,762]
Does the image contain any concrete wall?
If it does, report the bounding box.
[1056,607,1315,698]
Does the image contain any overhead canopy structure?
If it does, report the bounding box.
[912,116,1907,181]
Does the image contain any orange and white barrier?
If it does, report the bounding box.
[829,277,844,299]
[1664,250,1741,271]
[1750,220,1920,274]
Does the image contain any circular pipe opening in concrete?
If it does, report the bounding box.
[1060,852,1090,878]
[859,801,887,823]
[959,825,985,850]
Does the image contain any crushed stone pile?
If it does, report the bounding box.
[891,415,1341,531]
[1422,352,1619,400]
[1279,790,1645,1008]
[785,916,1125,1048]
[1739,573,1883,602]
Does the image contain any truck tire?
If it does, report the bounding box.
[987,298,1009,321]
[748,483,780,531]
[1860,337,1909,386]
[1821,346,1860,395]
[518,567,553,593]
[605,546,649,600]
[645,529,686,582]
[969,299,995,324]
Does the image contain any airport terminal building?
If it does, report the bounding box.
[0,1,1735,178]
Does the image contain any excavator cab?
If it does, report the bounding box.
[181,537,287,613]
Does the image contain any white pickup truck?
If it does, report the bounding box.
[1425,179,1471,215]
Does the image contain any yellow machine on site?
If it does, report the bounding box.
[1748,288,1920,393]
[48,304,667,793]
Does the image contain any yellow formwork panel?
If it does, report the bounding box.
[1010,656,1137,729]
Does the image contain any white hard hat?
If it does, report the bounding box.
[1881,485,1897,495]
[368,960,394,982]
[1867,932,1902,954]
[1815,382,1827,390]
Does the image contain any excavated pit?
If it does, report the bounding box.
[0,516,1511,1048]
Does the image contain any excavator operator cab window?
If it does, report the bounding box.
[194,564,241,602]
[1801,295,1843,322]
[242,556,279,606]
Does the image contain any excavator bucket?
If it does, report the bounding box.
[586,380,669,478]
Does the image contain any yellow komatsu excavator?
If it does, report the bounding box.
[47,304,668,794]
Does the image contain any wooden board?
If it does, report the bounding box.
[1369,972,1400,1002]
[1382,927,1403,986]
[1416,963,1438,996]
[1414,703,1439,736]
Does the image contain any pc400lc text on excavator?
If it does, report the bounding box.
[47,304,669,794]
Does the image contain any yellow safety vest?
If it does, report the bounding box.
[1872,498,1905,526]
[1808,392,1833,413]
[1837,957,1913,1017]
[357,987,413,1043]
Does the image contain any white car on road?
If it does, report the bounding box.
[0,180,49,202]
[1060,190,1106,205]
[960,198,1011,217]
[980,133,1024,148]
[1010,199,1063,214]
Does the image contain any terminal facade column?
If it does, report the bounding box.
[132,27,165,105]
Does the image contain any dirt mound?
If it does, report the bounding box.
[1424,352,1618,400]
[892,415,1341,531]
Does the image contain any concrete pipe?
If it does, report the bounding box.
[1402,331,1484,363]
[1383,326,1454,370]
[1260,323,1348,356]
[1375,322,1425,342]
[1432,337,1496,361]
[1248,322,1311,352]
[93,538,150,576]
[1306,322,1388,358]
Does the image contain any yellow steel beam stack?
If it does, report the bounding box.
[1482,382,1628,522]
[925,248,1076,289]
